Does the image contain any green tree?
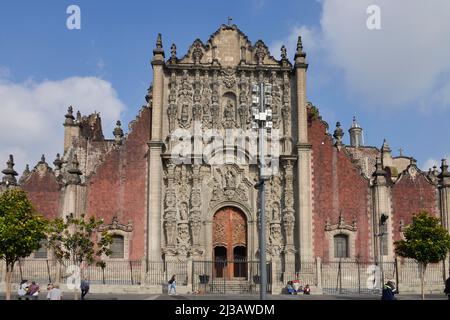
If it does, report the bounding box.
[394,210,450,300]
[47,213,112,300]
[0,189,48,300]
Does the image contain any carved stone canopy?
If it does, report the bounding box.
[99,216,133,232]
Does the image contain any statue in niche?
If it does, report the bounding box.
[224,99,235,122]
[177,223,190,245]
[272,205,280,221]
[270,224,282,246]
[167,104,178,132]
[179,202,188,221]
[180,103,189,125]
[225,170,236,189]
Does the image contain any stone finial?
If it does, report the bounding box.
[295,36,306,59]
[349,116,363,147]
[439,159,450,187]
[113,120,124,145]
[333,122,344,149]
[281,45,287,60]
[64,106,75,125]
[441,159,449,174]
[373,156,387,185]
[152,33,165,59]
[2,155,18,186]
[432,165,438,176]
[351,116,360,128]
[53,153,62,170]
[170,43,177,60]
[18,164,31,185]
[76,111,82,123]
[39,154,46,165]
[67,154,82,185]
[156,33,162,49]
[382,139,391,153]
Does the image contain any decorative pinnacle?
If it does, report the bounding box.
[156,33,162,49]
[170,43,177,60]
[67,154,82,185]
[2,154,18,186]
[152,33,165,59]
[23,164,30,175]
[39,154,46,164]
[280,45,287,60]
[440,159,449,176]
[53,153,62,169]
[382,139,391,153]
[295,36,306,59]
[113,120,124,145]
[65,106,75,125]
[373,156,387,177]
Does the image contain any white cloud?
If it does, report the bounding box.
[422,156,449,171]
[0,74,126,174]
[320,0,450,107]
[270,25,321,60]
[272,0,450,109]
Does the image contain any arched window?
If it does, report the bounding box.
[110,235,125,259]
[334,234,349,258]
[34,239,48,259]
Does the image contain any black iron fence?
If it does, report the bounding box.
[2,258,446,295]
[192,260,271,294]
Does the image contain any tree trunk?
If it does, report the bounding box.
[420,263,427,300]
[5,267,12,301]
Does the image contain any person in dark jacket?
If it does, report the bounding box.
[444,273,450,300]
[80,278,90,300]
[381,281,397,300]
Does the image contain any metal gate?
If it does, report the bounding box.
[321,259,397,294]
[192,260,271,294]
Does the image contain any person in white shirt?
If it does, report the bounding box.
[48,284,63,300]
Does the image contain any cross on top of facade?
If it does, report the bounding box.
[399,148,403,156]
[227,16,232,25]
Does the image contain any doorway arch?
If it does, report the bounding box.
[212,206,247,278]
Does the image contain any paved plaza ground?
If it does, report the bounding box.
[0,292,447,300]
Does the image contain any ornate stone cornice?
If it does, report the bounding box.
[325,213,357,232]
[98,216,133,233]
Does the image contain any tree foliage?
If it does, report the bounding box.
[394,210,450,299]
[47,213,113,266]
[0,188,48,300]
[0,189,47,267]
[394,210,450,264]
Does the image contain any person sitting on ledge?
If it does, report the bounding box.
[286,281,295,295]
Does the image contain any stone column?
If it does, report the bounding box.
[371,157,393,262]
[62,154,82,219]
[282,159,296,277]
[63,106,80,154]
[294,37,314,265]
[438,159,450,232]
[147,33,165,262]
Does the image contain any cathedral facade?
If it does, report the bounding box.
[2,25,450,281]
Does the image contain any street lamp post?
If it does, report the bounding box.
[252,82,273,300]
[378,214,389,288]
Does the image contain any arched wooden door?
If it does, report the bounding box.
[213,207,247,278]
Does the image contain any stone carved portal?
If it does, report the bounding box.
[213,207,247,278]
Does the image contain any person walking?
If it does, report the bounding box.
[444,272,450,300]
[80,278,90,300]
[168,275,177,295]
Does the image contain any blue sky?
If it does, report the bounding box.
[1,0,449,173]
